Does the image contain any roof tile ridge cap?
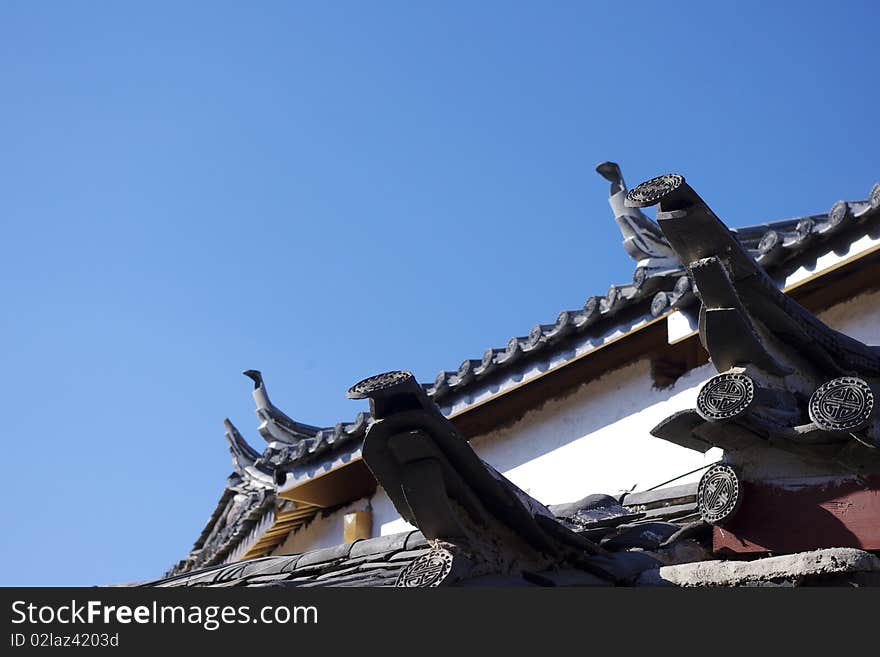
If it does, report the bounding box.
[244,369,323,440]
[426,281,672,401]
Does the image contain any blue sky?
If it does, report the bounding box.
[1,1,877,585]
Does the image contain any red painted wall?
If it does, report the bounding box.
[714,475,880,555]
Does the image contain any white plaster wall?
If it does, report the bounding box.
[471,359,721,504]
[272,288,880,554]
[815,288,880,346]
[373,487,417,536]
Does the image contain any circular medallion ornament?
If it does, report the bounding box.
[395,548,454,588]
[808,377,874,432]
[651,291,670,317]
[696,373,756,421]
[555,310,571,331]
[795,218,815,241]
[528,324,544,347]
[625,173,685,208]
[697,464,742,525]
[828,201,849,228]
[457,359,475,380]
[673,275,691,297]
[583,296,600,318]
[349,411,368,434]
[347,370,413,399]
[633,266,648,289]
[758,230,780,255]
[606,285,622,309]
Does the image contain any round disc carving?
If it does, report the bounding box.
[625,173,684,208]
[556,310,571,329]
[347,370,413,399]
[606,285,621,307]
[697,464,742,526]
[528,324,544,346]
[633,266,647,289]
[583,296,600,317]
[651,291,670,317]
[673,275,691,297]
[809,377,874,432]
[457,359,474,379]
[395,548,454,588]
[758,229,780,254]
[696,373,755,421]
[828,201,849,227]
[795,218,814,241]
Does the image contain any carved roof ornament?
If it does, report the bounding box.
[395,546,455,588]
[696,373,756,422]
[223,419,275,490]
[596,162,679,269]
[640,172,880,467]
[348,370,604,584]
[696,464,742,526]
[809,377,875,433]
[243,369,321,444]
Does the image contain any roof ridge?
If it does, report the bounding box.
[223,169,880,475]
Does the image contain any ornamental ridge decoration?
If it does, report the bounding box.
[808,377,874,432]
[395,547,454,588]
[696,373,755,421]
[828,201,849,227]
[625,173,684,208]
[347,370,413,399]
[651,291,669,316]
[758,229,780,254]
[697,464,742,526]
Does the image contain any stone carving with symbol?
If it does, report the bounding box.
[395,547,454,588]
[696,373,756,421]
[809,377,875,432]
[696,465,742,526]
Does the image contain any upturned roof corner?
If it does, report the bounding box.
[640,172,880,465]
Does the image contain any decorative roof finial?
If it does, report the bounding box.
[596,161,678,266]
[243,370,321,444]
[223,418,274,487]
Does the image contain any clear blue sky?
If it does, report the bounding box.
[1,1,877,585]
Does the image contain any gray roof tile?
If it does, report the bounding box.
[404,531,428,551]
[349,532,410,558]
